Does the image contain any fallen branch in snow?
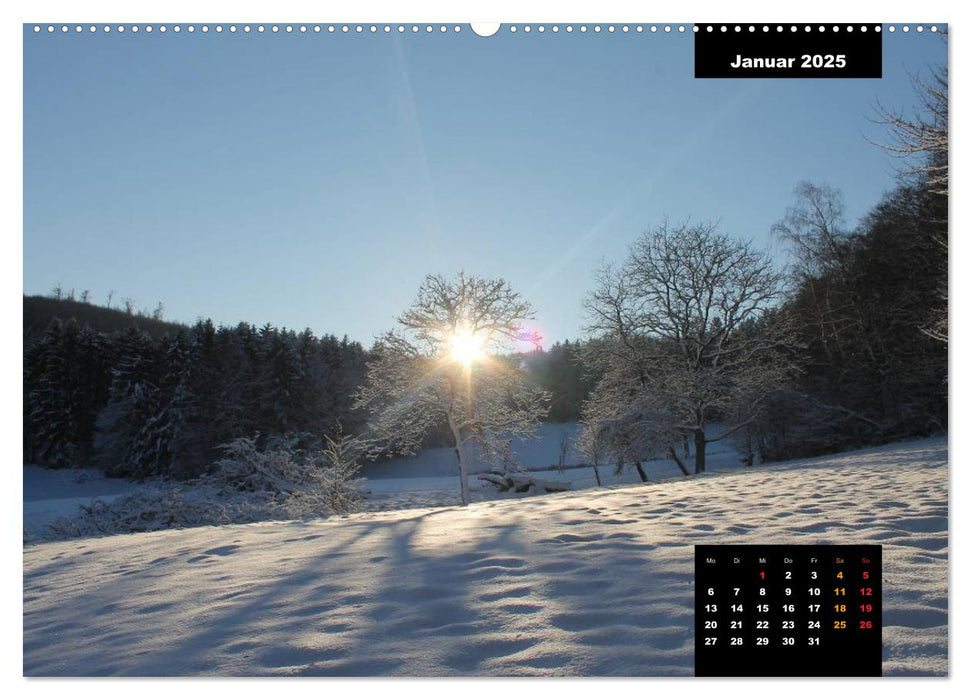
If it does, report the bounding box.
[477,473,513,491]
[477,472,572,494]
[515,476,572,493]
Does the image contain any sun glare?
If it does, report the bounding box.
[449,328,487,367]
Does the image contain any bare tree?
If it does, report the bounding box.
[873,61,948,197]
[556,428,571,473]
[123,297,135,315]
[584,221,794,473]
[107,290,115,309]
[51,284,63,301]
[772,182,863,366]
[580,360,690,479]
[152,302,165,321]
[354,273,550,505]
[873,50,947,343]
[80,290,90,304]
[772,182,854,280]
[576,419,607,487]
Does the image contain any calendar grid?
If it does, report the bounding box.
[695,545,882,677]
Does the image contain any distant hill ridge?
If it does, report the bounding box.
[23,295,187,341]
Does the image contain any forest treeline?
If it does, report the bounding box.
[24,319,371,478]
[24,294,185,341]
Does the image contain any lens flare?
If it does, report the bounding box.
[449,328,486,367]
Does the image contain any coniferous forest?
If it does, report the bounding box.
[24,315,370,479]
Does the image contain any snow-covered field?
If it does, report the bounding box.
[23,437,947,676]
[23,466,140,535]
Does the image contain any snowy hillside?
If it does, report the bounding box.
[23,437,947,676]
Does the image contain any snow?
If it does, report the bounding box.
[23,465,140,535]
[360,423,590,479]
[360,422,741,481]
[23,437,947,676]
[358,421,743,511]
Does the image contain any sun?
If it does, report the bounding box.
[448,328,487,367]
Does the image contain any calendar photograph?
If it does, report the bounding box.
[21,19,948,678]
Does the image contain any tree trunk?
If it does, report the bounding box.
[634,461,649,482]
[593,464,602,487]
[668,446,690,476]
[447,413,471,506]
[694,430,707,474]
[454,442,471,505]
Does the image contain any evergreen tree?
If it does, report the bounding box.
[105,326,163,477]
[24,319,113,466]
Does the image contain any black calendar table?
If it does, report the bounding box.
[694,545,882,677]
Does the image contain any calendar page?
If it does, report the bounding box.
[21,1,949,682]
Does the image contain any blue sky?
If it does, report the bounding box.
[23,26,947,346]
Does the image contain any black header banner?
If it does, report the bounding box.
[695,25,882,78]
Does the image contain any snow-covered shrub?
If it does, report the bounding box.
[211,432,365,514]
[43,483,245,540]
[315,430,367,514]
[30,431,367,542]
[210,435,312,495]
